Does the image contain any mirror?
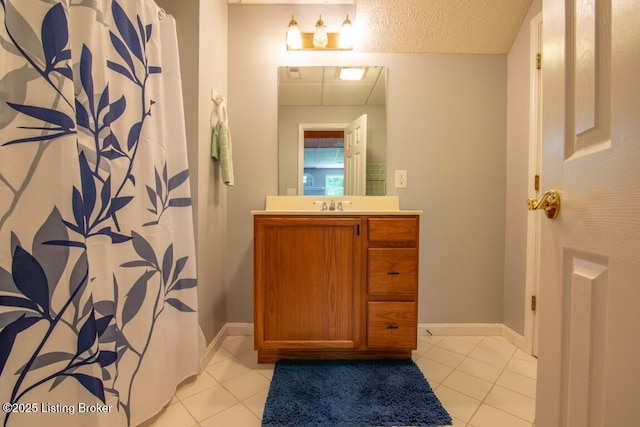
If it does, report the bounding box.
[278,66,387,196]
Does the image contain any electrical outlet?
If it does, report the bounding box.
[395,170,408,188]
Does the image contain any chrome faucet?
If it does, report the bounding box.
[314,200,351,211]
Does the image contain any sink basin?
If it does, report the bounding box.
[263,196,400,212]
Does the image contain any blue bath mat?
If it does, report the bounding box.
[262,359,452,427]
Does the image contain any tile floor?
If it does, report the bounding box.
[140,334,537,427]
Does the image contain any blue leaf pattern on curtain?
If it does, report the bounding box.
[1,1,202,426]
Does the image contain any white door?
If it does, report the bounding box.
[536,0,640,426]
[344,114,367,195]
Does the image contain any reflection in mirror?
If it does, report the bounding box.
[278,66,387,196]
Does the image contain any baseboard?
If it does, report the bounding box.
[418,323,528,352]
[200,324,229,370]
[418,323,503,336]
[215,322,529,355]
[200,323,254,370]
[226,322,254,336]
[500,324,527,350]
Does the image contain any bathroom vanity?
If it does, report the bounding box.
[253,196,421,363]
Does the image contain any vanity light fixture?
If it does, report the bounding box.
[339,67,365,81]
[286,14,354,51]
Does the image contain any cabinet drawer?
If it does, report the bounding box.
[368,249,418,295]
[367,302,417,349]
[368,217,418,246]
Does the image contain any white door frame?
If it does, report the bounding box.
[297,123,347,195]
[524,12,543,357]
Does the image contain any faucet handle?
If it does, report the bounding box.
[337,201,351,211]
[313,200,328,211]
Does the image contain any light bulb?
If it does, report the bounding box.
[286,15,302,49]
[313,15,328,48]
[338,15,353,49]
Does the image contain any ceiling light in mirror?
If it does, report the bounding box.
[339,67,365,81]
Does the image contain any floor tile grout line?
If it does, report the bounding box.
[494,348,538,400]
[466,363,503,424]
[174,370,221,403]
[430,336,490,424]
[176,368,247,426]
[175,370,225,403]
[480,400,536,425]
[218,356,272,404]
[176,399,204,427]
[181,380,267,426]
[493,375,538,400]
[431,336,504,386]
[432,336,536,426]
[238,399,264,422]
[465,347,535,425]
[196,401,262,426]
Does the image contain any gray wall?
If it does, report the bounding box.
[155,0,229,344]
[227,5,508,324]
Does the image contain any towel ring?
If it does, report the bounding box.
[210,94,228,126]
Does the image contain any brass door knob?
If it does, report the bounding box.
[527,189,561,219]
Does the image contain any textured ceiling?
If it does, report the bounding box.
[228,0,533,54]
[354,0,532,54]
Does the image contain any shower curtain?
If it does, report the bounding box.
[0,1,203,426]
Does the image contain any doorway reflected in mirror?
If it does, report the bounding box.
[303,129,344,196]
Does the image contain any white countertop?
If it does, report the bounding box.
[253,195,421,215]
[251,210,423,215]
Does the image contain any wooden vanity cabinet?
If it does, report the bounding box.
[254,214,419,363]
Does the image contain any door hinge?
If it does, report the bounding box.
[531,295,537,312]
[534,174,540,192]
[536,53,542,70]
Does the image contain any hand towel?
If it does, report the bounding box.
[211,121,235,186]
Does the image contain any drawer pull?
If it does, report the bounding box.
[386,324,400,330]
[387,271,400,275]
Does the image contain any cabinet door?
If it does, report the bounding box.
[255,217,362,350]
